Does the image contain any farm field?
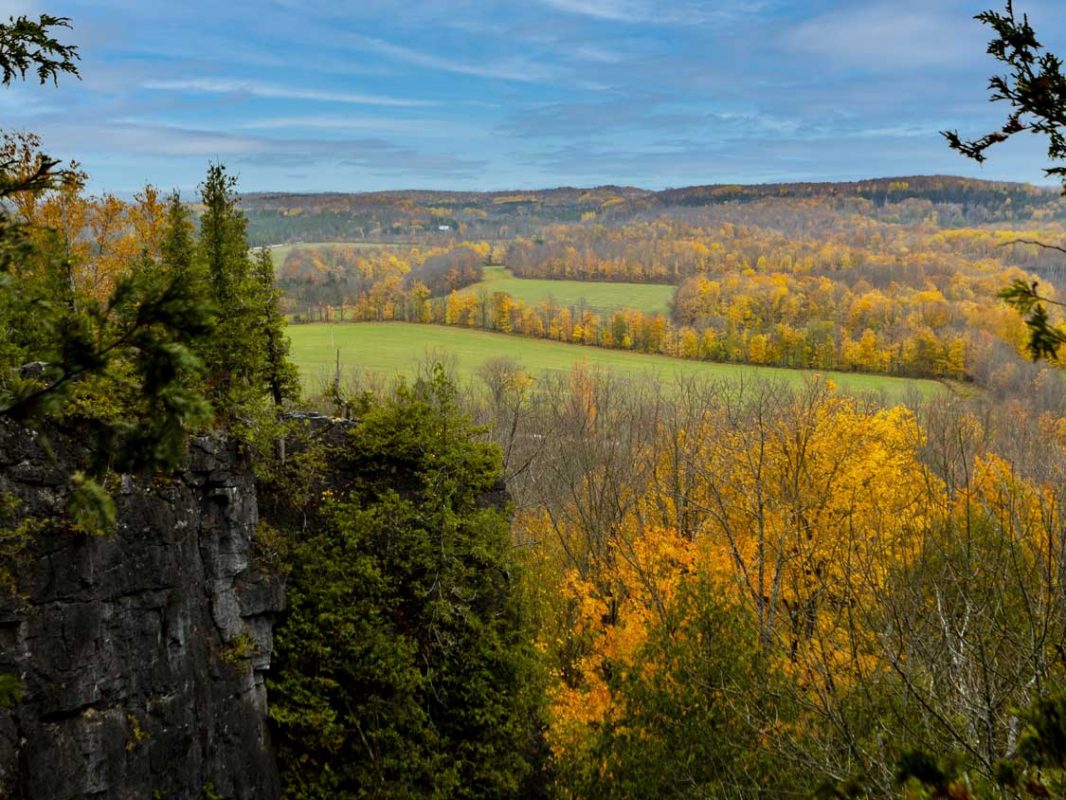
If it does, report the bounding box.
[265,241,399,268]
[285,321,945,400]
[458,266,676,316]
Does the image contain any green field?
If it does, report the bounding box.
[286,322,944,400]
[265,241,400,269]
[459,266,676,316]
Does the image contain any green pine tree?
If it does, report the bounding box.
[268,366,542,799]
[161,190,196,279]
[195,164,299,418]
[196,163,262,413]
[252,247,299,408]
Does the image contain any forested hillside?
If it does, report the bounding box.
[270,178,1066,385]
[242,177,1066,246]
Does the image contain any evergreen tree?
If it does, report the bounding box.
[252,247,299,408]
[268,367,542,799]
[160,190,196,279]
[194,164,299,416]
[0,20,215,530]
[196,163,262,412]
[0,18,298,525]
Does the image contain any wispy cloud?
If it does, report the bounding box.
[42,122,264,158]
[572,44,625,64]
[34,119,486,179]
[499,97,703,138]
[785,3,985,70]
[536,0,659,22]
[237,114,482,138]
[534,0,765,25]
[142,78,434,107]
[344,34,560,83]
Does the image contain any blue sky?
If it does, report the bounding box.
[2,0,1064,193]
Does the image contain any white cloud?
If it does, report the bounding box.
[536,0,656,22]
[572,44,625,64]
[534,0,765,25]
[236,114,483,138]
[345,34,560,83]
[142,78,435,107]
[785,4,985,70]
[31,119,488,178]
[40,121,262,157]
[238,115,423,132]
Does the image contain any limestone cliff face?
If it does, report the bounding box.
[0,420,282,800]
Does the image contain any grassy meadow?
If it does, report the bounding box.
[285,321,945,400]
[265,241,399,269]
[458,266,676,316]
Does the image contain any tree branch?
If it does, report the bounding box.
[999,237,1066,256]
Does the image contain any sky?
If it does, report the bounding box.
[2,0,1064,194]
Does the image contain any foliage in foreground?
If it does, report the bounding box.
[0,11,298,539]
[0,135,298,529]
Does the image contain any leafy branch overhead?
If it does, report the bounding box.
[998,278,1066,360]
[942,1,1066,190]
[945,2,1066,362]
[0,15,79,87]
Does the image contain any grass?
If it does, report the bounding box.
[265,241,400,269]
[459,266,676,316]
[286,322,945,401]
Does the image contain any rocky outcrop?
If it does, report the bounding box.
[0,421,282,800]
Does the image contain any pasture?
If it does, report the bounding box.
[285,322,945,401]
[458,266,676,316]
[264,241,399,269]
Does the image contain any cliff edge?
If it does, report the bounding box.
[0,419,282,799]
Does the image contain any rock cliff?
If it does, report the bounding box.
[0,420,282,799]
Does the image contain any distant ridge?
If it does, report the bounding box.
[238,175,1064,246]
[242,175,1054,203]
